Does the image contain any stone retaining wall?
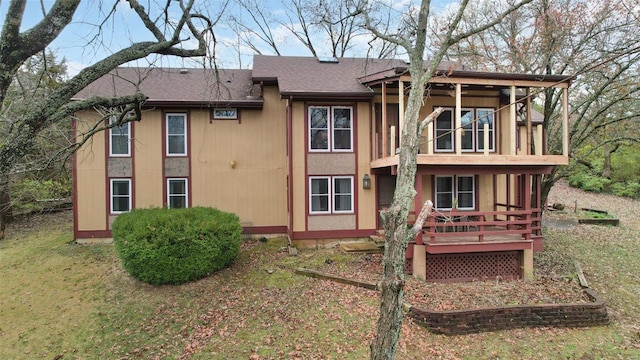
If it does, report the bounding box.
[407,288,609,335]
[294,267,609,336]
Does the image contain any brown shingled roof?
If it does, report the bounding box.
[252,55,407,100]
[73,67,262,108]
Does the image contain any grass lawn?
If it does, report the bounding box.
[1,209,639,359]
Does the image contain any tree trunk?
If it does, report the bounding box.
[370,63,433,360]
[0,181,11,240]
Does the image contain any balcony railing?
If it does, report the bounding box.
[415,208,542,245]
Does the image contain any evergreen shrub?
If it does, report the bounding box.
[112,207,242,285]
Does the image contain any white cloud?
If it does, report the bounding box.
[65,61,87,78]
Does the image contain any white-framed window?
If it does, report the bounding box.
[333,176,354,213]
[309,176,354,214]
[110,179,131,214]
[476,108,495,152]
[167,178,188,209]
[461,108,474,152]
[166,113,187,156]
[109,117,130,156]
[434,107,495,152]
[212,108,238,119]
[435,175,475,210]
[309,107,329,151]
[310,177,330,213]
[309,106,353,152]
[435,108,454,151]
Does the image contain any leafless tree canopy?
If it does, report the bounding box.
[444,0,640,205]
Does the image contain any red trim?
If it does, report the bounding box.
[161,110,167,204]
[292,229,377,240]
[304,103,309,231]
[242,226,288,235]
[425,240,533,254]
[162,110,191,207]
[187,110,192,206]
[72,118,79,240]
[353,103,359,230]
[416,165,554,175]
[75,230,112,239]
[104,123,110,226]
[130,121,136,209]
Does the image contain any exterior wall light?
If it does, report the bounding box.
[363,174,371,189]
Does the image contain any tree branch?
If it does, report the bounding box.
[411,200,433,236]
[418,107,444,134]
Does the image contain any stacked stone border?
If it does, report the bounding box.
[408,288,609,335]
[295,267,609,335]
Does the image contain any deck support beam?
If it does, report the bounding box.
[382,81,388,157]
[412,244,426,281]
[455,83,462,155]
[523,248,534,280]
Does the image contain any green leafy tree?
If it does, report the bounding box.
[0,51,71,217]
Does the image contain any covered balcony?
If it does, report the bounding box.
[366,70,571,169]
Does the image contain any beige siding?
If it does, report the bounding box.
[477,174,494,211]
[190,87,287,227]
[291,102,307,232]
[357,101,376,230]
[133,110,163,208]
[75,113,107,231]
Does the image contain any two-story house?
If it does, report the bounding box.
[72,55,570,281]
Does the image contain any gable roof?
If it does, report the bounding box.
[73,67,262,108]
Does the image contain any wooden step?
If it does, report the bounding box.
[339,242,383,253]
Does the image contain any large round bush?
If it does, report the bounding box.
[112,207,242,285]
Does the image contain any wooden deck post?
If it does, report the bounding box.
[412,244,426,281]
[399,80,404,148]
[455,83,462,155]
[382,81,387,157]
[510,85,517,155]
[526,88,532,155]
[523,247,534,280]
[523,173,532,240]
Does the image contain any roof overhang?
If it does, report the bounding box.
[280,91,374,101]
[142,99,263,109]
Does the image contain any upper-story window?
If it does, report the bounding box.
[476,108,495,152]
[212,108,238,120]
[435,108,454,151]
[435,108,495,152]
[309,106,353,152]
[109,117,130,156]
[166,113,187,156]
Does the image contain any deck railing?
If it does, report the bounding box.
[415,208,542,245]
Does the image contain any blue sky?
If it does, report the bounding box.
[0,0,455,76]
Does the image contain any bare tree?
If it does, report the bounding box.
[0,0,217,238]
[227,0,400,60]
[360,0,534,358]
[445,0,640,206]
